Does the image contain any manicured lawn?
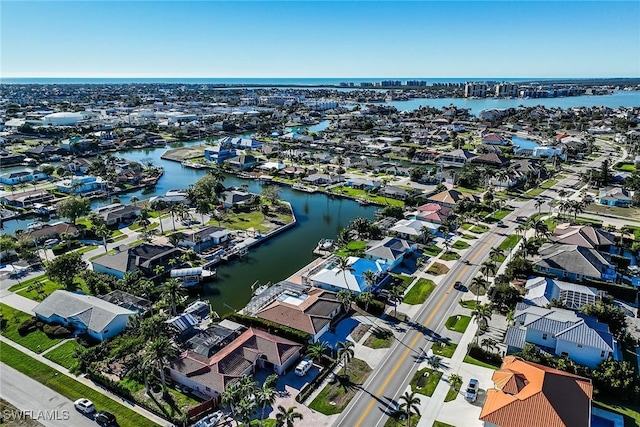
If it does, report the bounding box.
[335,240,367,257]
[410,367,442,397]
[216,211,271,232]
[445,315,471,333]
[8,274,47,292]
[426,262,449,276]
[0,342,158,427]
[444,386,459,402]
[489,209,511,220]
[593,399,640,427]
[44,339,83,370]
[540,179,558,189]
[440,251,461,261]
[0,303,61,353]
[423,244,443,256]
[498,235,522,252]
[363,328,394,349]
[432,341,457,358]
[129,222,160,232]
[404,279,436,305]
[463,355,500,370]
[452,240,469,250]
[17,278,64,301]
[309,358,372,415]
[459,300,478,310]
[330,186,404,207]
[614,162,636,172]
[470,225,489,233]
[459,233,478,240]
[385,414,420,427]
[390,273,414,289]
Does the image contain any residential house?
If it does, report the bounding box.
[379,186,410,200]
[67,158,93,175]
[364,237,416,270]
[99,290,152,316]
[469,153,509,168]
[436,149,476,167]
[533,243,617,283]
[0,151,26,166]
[344,177,382,190]
[25,222,79,244]
[149,190,189,205]
[217,136,263,150]
[56,176,106,194]
[169,327,302,400]
[221,189,253,209]
[0,189,54,208]
[303,174,337,186]
[412,203,452,224]
[427,189,479,209]
[481,133,510,146]
[550,224,615,252]
[226,154,258,171]
[480,356,593,427]
[599,187,632,207]
[389,219,439,241]
[306,256,386,295]
[522,276,603,311]
[204,144,237,164]
[504,303,619,368]
[33,290,136,342]
[178,226,233,253]
[95,203,142,225]
[24,145,63,160]
[256,288,342,342]
[91,243,184,279]
[0,170,47,185]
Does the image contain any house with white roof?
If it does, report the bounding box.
[505,303,620,369]
[364,237,416,270]
[522,276,604,311]
[33,290,136,341]
[388,219,439,241]
[305,256,386,295]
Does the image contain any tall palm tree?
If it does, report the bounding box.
[150,199,166,235]
[221,382,242,425]
[471,303,493,344]
[336,290,353,313]
[306,341,328,363]
[534,198,544,214]
[481,337,498,352]
[130,196,139,207]
[168,204,180,231]
[162,278,186,316]
[336,340,355,375]
[94,224,110,253]
[275,405,303,427]
[470,276,489,306]
[363,270,376,291]
[428,355,443,371]
[144,337,177,395]
[359,291,374,312]
[257,374,278,427]
[480,260,497,282]
[334,255,355,293]
[398,391,421,427]
[489,247,504,262]
[388,286,404,317]
[419,227,434,245]
[448,373,463,392]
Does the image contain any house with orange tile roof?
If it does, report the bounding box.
[427,189,479,209]
[169,327,302,400]
[479,356,593,427]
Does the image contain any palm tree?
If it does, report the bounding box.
[398,391,421,427]
[534,198,544,214]
[363,270,376,291]
[481,337,498,352]
[195,200,210,225]
[428,355,443,371]
[334,255,355,293]
[480,260,496,282]
[257,374,278,427]
[336,340,355,376]
[471,303,493,344]
[94,224,111,253]
[162,278,186,316]
[118,271,140,293]
[144,337,177,395]
[275,405,303,427]
[448,373,463,392]
[470,276,489,306]
[359,291,374,312]
[419,226,434,245]
[168,204,180,231]
[388,286,404,317]
[489,247,504,262]
[222,382,242,425]
[336,289,353,313]
[306,341,328,363]
[337,228,352,247]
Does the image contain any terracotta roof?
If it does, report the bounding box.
[480,356,592,427]
[427,189,478,205]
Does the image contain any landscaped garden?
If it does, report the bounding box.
[363,328,394,349]
[445,315,471,333]
[410,367,442,397]
[431,341,457,358]
[309,358,372,415]
[0,303,62,353]
[440,251,461,261]
[426,262,449,276]
[452,240,470,250]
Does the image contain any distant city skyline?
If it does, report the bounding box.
[2,1,639,79]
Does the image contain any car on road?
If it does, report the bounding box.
[73,398,95,414]
[95,411,116,426]
[465,378,479,402]
[496,220,506,227]
[453,281,463,290]
[515,216,527,223]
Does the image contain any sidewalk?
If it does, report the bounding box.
[0,335,173,427]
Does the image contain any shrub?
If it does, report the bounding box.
[42,324,58,336]
[225,313,311,343]
[355,297,385,315]
[52,326,71,338]
[467,343,503,367]
[18,318,38,336]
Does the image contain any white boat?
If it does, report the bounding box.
[27,221,46,231]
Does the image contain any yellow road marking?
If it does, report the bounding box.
[354,238,494,426]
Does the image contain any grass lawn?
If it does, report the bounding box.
[498,235,522,253]
[410,368,442,397]
[385,414,420,427]
[423,244,443,256]
[470,225,489,234]
[459,300,478,310]
[391,273,414,289]
[129,222,160,232]
[0,303,61,353]
[540,179,558,189]
[43,339,83,370]
[452,240,470,250]
[404,279,436,305]
[335,240,367,257]
[17,278,64,301]
[444,387,459,402]
[331,186,404,207]
[8,274,47,292]
[593,399,640,427]
[445,315,471,333]
[363,328,394,349]
[433,421,455,427]
[216,210,271,232]
[426,262,449,276]
[309,358,372,415]
[0,342,158,427]
[463,355,500,370]
[432,341,457,358]
[614,162,636,172]
[459,233,478,240]
[440,251,461,261]
[489,209,511,221]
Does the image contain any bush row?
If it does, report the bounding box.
[224,313,311,344]
[355,297,385,315]
[467,342,503,367]
[18,318,71,337]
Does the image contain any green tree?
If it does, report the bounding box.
[162,278,186,316]
[448,373,463,392]
[257,374,278,427]
[581,300,627,340]
[388,285,404,317]
[45,252,87,289]
[336,340,355,376]
[471,303,493,344]
[470,276,489,306]
[275,405,303,427]
[359,291,374,312]
[144,336,178,395]
[334,255,355,293]
[306,341,328,363]
[56,196,91,225]
[222,382,242,425]
[336,289,353,313]
[94,225,111,253]
[398,391,421,427]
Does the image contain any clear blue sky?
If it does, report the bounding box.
[2,1,639,78]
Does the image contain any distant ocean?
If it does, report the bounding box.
[0,77,599,85]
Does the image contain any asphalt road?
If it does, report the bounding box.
[0,363,96,427]
[334,144,617,427]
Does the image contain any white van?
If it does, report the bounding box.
[294,358,312,376]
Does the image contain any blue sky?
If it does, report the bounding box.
[1,1,639,78]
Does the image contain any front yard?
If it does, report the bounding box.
[445,315,471,333]
[404,279,436,305]
[309,358,372,415]
[0,303,62,353]
[363,328,394,349]
[44,339,83,370]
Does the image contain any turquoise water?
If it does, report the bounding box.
[511,136,540,150]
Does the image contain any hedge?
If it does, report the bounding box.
[224,313,311,343]
[467,343,503,367]
[583,278,637,303]
[295,358,339,404]
[355,297,385,315]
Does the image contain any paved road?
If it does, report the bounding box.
[334,145,618,427]
[0,363,96,427]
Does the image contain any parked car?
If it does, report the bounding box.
[95,411,116,426]
[465,378,479,402]
[73,398,95,414]
[43,238,59,247]
[453,281,463,290]
[294,358,313,376]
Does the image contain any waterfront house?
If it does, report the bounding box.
[427,189,479,209]
[412,203,452,224]
[91,243,184,279]
[217,136,263,150]
[436,149,476,167]
[303,173,336,186]
[504,303,619,368]
[388,219,439,241]
[480,132,510,146]
[221,189,253,209]
[533,243,617,283]
[95,203,142,225]
[33,290,136,342]
[56,176,106,194]
[226,154,258,171]
[550,224,615,252]
[149,189,189,205]
[25,222,79,244]
[0,189,54,208]
[99,290,152,316]
[204,144,237,164]
[169,327,302,400]
[0,151,26,166]
[364,237,416,270]
[598,187,632,207]
[522,276,603,311]
[256,287,342,342]
[379,186,410,200]
[480,356,593,427]
[24,145,63,160]
[344,177,382,190]
[178,226,233,253]
[469,152,509,168]
[67,158,93,175]
[306,256,386,295]
[0,170,47,185]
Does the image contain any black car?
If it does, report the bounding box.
[95,411,116,426]
[454,281,463,290]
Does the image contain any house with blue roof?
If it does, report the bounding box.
[505,303,620,369]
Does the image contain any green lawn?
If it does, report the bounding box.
[440,251,461,261]
[540,179,558,189]
[470,225,489,234]
[463,355,500,370]
[17,278,64,301]
[309,358,372,415]
[498,235,522,252]
[0,303,62,353]
[459,233,478,240]
[432,341,457,358]
[614,162,636,172]
[404,279,436,305]
[459,300,478,310]
[335,240,367,257]
[0,342,158,427]
[444,386,459,402]
[385,414,420,427]
[452,240,470,250]
[410,368,442,397]
[44,339,83,370]
[330,186,405,207]
[363,328,394,349]
[391,273,414,289]
[433,421,455,427]
[8,274,47,292]
[445,315,471,333]
[423,244,443,256]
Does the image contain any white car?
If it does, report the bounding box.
[465,379,479,402]
[74,398,95,414]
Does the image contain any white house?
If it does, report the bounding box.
[0,170,47,185]
[56,176,106,194]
